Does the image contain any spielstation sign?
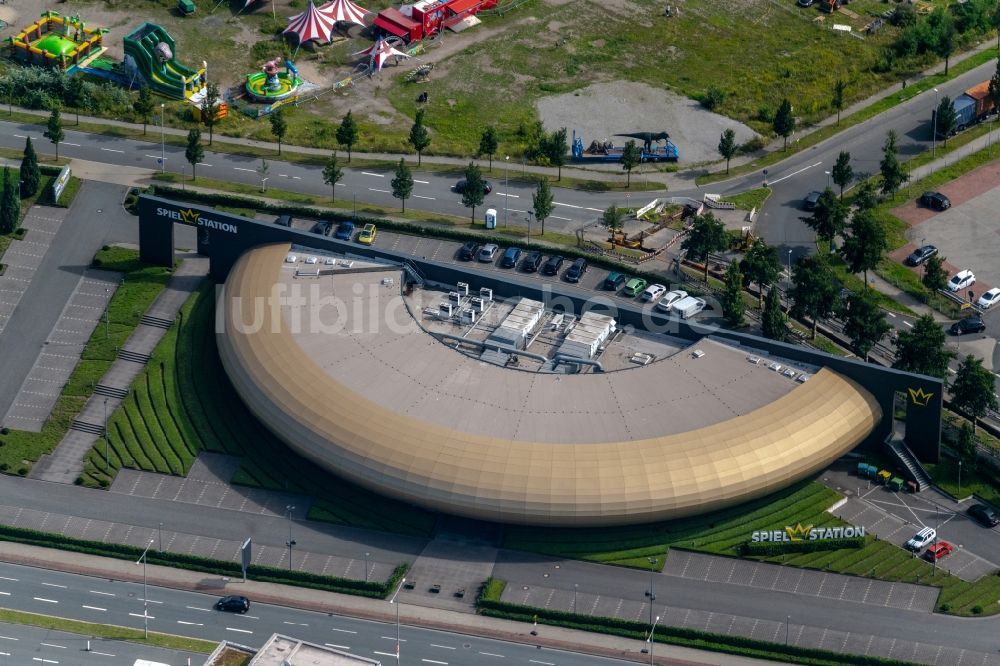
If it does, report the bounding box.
[156,207,239,234]
[751,523,865,543]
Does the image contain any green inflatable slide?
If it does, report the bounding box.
[123,22,205,100]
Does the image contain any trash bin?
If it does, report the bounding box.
[889,477,905,492]
[906,480,918,494]
[876,469,892,484]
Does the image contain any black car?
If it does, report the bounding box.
[458,241,479,261]
[215,595,250,613]
[803,190,822,210]
[310,221,332,235]
[968,503,1000,527]
[565,257,588,282]
[920,191,951,211]
[904,244,938,267]
[950,315,986,335]
[274,214,293,227]
[454,179,493,195]
[500,246,522,268]
[542,255,565,276]
[522,251,543,272]
[603,272,628,290]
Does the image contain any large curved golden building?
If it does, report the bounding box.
[216,243,882,527]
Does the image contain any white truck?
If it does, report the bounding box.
[672,296,706,319]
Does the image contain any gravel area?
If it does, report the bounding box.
[536,81,758,165]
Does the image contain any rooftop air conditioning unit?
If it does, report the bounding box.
[448,291,463,305]
[470,296,485,312]
[439,303,453,318]
[479,287,493,301]
[456,282,469,296]
[461,308,477,324]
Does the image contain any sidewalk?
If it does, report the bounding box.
[0,541,773,666]
[29,253,209,484]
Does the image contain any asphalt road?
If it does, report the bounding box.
[0,619,197,665]
[0,561,637,666]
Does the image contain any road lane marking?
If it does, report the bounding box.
[101,148,125,154]
[331,628,357,634]
[326,643,351,649]
[0,636,18,641]
[139,598,163,604]
[430,644,456,650]
[177,621,203,626]
[32,658,58,664]
[89,590,114,597]
[584,207,603,212]
[413,179,429,184]
[479,652,505,658]
[0,592,9,596]
[242,615,260,620]
[81,606,106,612]
[185,605,211,612]
[198,163,212,167]
[550,215,572,221]
[553,201,581,209]
[381,636,406,641]
[414,195,436,200]
[768,161,822,185]
[91,651,115,657]
[233,167,255,172]
[903,320,913,327]
[0,577,18,582]
[146,155,167,160]
[41,583,66,588]
[227,627,253,634]
[369,188,390,193]
[129,612,154,619]
[284,621,309,626]
[13,135,26,139]
[422,660,448,665]
[529,660,554,665]
[33,597,58,603]
[63,142,80,147]
[886,312,897,318]
[496,193,519,198]
[373,652,396,658]
[40,643,65,649]
[362,172,385,177]
[292,175,301,179]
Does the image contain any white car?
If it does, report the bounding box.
[305,256,318,265]
[641,284,667,302]
[656,290,688,312]
[947,270,975,292]
[905,526,937,552]
[976,287,1000,309]
[285,254,298,263]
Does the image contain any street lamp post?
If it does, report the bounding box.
[958,460,963,498]
[136,539,154,638]
[159,104,165,172]
[825,170,831,189]
[364,551,370,583]
[285,505,296,571]
[646,556,657,627]
[104,288,110,338]
[527,210,534,237]
[647,614,660,666]
[390,576,406,663]
[353,192,357,219]
[785,615,790,646]
[504,156,509,228]
[932,88,939,158]
[158,522,163,552]
[103,397,109,474]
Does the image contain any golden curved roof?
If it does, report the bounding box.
[216,243,882,526]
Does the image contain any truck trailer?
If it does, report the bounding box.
[932,81,997,138]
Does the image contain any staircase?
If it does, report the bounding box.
[70,420,105,436]
[93,384,129,400]
[118,348,152,364]
[703,194,737,210]
[885,437,932,491]
[140,314,174,329]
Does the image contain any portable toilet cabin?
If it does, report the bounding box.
[485,208,497,229]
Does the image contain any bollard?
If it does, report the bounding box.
[86,639,90,651]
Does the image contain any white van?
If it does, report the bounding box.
[672,296,706,319]
[905,527,936,552]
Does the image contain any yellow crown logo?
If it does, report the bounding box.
[908,387,933,407]
[179,208,201,225]
[784,523,813,541]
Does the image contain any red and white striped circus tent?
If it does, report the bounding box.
[318,0,371,27]
[283,0,338,44]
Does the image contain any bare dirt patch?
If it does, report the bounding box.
[536,81,757,165]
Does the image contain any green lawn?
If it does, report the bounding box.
[0,248,171,474]
[80,281,436,537]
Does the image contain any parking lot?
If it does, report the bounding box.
[0,208,69,337]
[822,461,999,582]
[2,269,120,431]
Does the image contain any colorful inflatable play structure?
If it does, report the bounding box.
[10,11,107,73]
[245,58,304,102]
[122,23,206,101]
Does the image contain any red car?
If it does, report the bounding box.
[924,541,954,561]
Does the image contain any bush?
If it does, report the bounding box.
[17,467,27,476]
[0,463,7,471]
[738,136,766,155]
[972,605,983,614]
[700,86,727,111]
[0,428,8,435]
[739,537,865,557]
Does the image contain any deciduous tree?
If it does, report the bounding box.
[934,96,958,145]
[803,188,847,247]
[681,213,728,281]
[893,313,954,379]
[922,254,948,292]
[461,162,485,223]
[408,110,431,166]
[789,254,839,339]
[202,83,220,145]
[20,137,40,199]
[545,128,568,180]
[718,128,737,174]
[337,110,359,162]
[841,292,890,361]
[0,168,20,235]
[832,79,846,126]
[391,158,413,212]
[185,128,203,180]
[742,238,782,309]
[478,126,499,172]
[761,288,786,341]
[951,354,999,433]
[879,130,908,199]
[601,205,625,238]
[269,108,288,155]
[620,140,641,187]
[840,208,888,286]
[531,178,553,236]
[133,85,154,136]
[722,260,746,327]
[773,98,795,150]
[44,106,64,159]
[322,152,344,203]
[831,151,853,199]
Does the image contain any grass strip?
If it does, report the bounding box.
[0,606,216,653]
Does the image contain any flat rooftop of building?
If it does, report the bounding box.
[278,266,810,444]
[250,634,379,665]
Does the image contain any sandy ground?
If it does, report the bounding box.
[536,81,758,165]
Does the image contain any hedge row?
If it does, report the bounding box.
[0,523,407,599]
[476,579,920,666]
[739,537,866,557]
[148,185,702,295]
